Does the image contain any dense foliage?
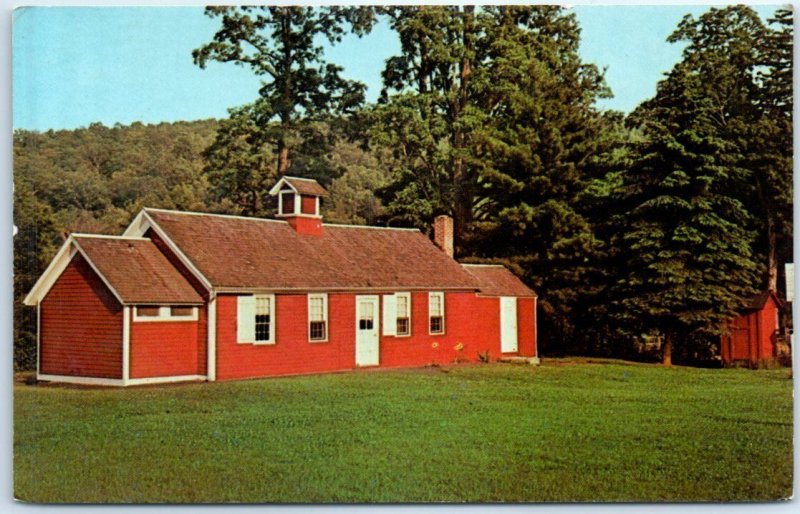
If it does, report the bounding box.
[13,5,793,369]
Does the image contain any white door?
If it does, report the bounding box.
[500,297,518,353]
[355,295,380,366]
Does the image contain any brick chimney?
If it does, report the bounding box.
[268,176,328,236]
[433,215,454,258]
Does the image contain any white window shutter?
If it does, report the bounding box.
[237,295,256,343]
[383,294,397,336]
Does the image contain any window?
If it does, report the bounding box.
[308,294,328,341]
[359,300,375,330]
[255,295,273,343]
[170,306,193,317]
[236,294,275,344]
[429,292,445,335]
[134,305,198,322]
[396,293,411,336]
[136,306,160,317]
[281,191,295,215]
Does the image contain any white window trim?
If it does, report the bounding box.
[396,292,412,337]
[254,293,276,345]
[308,293,329,342]
[133,306,198,322]
[428,292,445,335]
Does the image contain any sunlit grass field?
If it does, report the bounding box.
[14,359,793,503]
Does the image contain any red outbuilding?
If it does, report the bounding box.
[720,291,782,366]
[24,176,538,386]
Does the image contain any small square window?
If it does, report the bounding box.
[136,306,160,317]
[397,317,409,335]
[170,306,193,317]
[310,321,327,340]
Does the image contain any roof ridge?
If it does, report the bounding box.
[144,207,288,224]
[144,207,420,232]
[322,222,420,232]
[72,233,150,241]
[283,176,319,182]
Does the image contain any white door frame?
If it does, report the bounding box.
[355,295,380,366]
[500,296,518,353]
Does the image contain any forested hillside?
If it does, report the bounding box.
[14,5,793,370]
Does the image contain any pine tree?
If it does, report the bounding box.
[614,6,767,364]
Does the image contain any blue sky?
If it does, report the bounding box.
[12,5,783,131]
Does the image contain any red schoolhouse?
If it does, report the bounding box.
[24,177,538,386]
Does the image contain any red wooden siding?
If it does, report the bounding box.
[215,293,354,380]
[39,254,123,378]
[518,297,536,357]
[300,195,317,215]
[380,292,499,367]
[129,309,206,378]
[721,296,778,365]
[214,291,536,381]
[757,300,777,361]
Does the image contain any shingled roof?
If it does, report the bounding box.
[462,264,536,298]
[144,209,479,291]
[282,177,329,197]
[74,236,203,304]
[742,290,783,311]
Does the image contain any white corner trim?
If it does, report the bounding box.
[121,209,151,237]
[36,374,126,386]
[71,240,126,305]
[23,237,74,305]
[133,210,213,292]
[275,212,322,220]
[72,233,149,241]
[36,302,41,376]
[35,374,207,387]
[534,296,539,358]
[268,177,299,195]
[122,306,130,382]
[126,375,207,386]
[24,235,128,307]
[208,297,217,382]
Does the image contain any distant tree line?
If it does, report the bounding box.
[13,5,792,370]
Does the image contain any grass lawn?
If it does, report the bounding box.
[14,359,793,503]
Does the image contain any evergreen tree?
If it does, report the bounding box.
[614,6,767,364]
[752,8,793,292]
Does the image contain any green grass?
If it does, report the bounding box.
[14,359,793,503]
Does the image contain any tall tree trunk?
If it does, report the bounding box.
[277,138,290,174]
[451,5,474,255]
[662,330,673,366]
[767,218,778,292]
